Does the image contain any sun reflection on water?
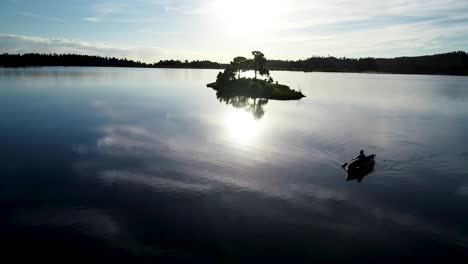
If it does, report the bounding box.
[223,109,263,144]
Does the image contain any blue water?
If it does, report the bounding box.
[1,67,467,262]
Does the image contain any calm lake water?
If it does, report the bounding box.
[1,67,468,262]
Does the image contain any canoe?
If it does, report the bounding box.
[344,154,376,175]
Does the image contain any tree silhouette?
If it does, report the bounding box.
[231,56,249,79]
[215,65,236,85]
[251,51,269,79]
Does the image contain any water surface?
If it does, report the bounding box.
[1,67,468,262]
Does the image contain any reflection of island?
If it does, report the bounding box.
[207,51,305,100]
[217,94,268,119]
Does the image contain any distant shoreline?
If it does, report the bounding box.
[1,52,467,76]
[2,65,468,78]
[1,65,467,77]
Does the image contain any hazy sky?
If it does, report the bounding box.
[1,0,468,62]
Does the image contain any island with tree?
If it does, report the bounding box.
[207,51,306,100]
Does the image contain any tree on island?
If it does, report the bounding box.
[231,56,249,78]
[223,51,270,80]
[251,51,269,79]
[215,65,236,85]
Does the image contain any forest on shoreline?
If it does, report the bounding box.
[1,51,467,76]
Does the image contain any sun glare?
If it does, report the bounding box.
[224,109,263,144]
[213,0,281,35]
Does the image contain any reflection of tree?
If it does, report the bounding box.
[217,93,269,120]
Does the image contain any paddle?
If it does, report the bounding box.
[341,156,359,169]
[342,154,377,168]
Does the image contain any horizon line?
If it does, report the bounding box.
[2,50,467,65]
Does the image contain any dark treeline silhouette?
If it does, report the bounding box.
[154,59,225,69]
[0,53,148,67]
[267,51,468,75]
[1,51,468,75]
[0,53,226,69]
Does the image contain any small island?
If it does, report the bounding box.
[207,51,305,100]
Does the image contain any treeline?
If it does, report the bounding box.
[267,51,468,75]
[1,51,468,75]
[153,59,225,69]
[0,53,226,69]
[0,53,147,67]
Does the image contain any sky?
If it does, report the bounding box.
[1,0,468,63]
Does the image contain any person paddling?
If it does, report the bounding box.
[341,150,375,169]
[356,150,367,163]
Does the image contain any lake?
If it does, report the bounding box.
[1,67,467,262]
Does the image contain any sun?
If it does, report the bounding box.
[212,0,281,35]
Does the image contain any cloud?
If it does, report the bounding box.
[92,2,129,17]
[266,17,468,58]
[235,1,466,58]
[0,34,197,62]
[4,0,468,60]
[274,0,468,28]
[18,11,64,22]
[85,1,167,24]
[151,0,468,59]
[84,17,101,22]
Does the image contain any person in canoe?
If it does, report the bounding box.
[341,150,376,182]
[356,150,367,163]
[341,150,376,169]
